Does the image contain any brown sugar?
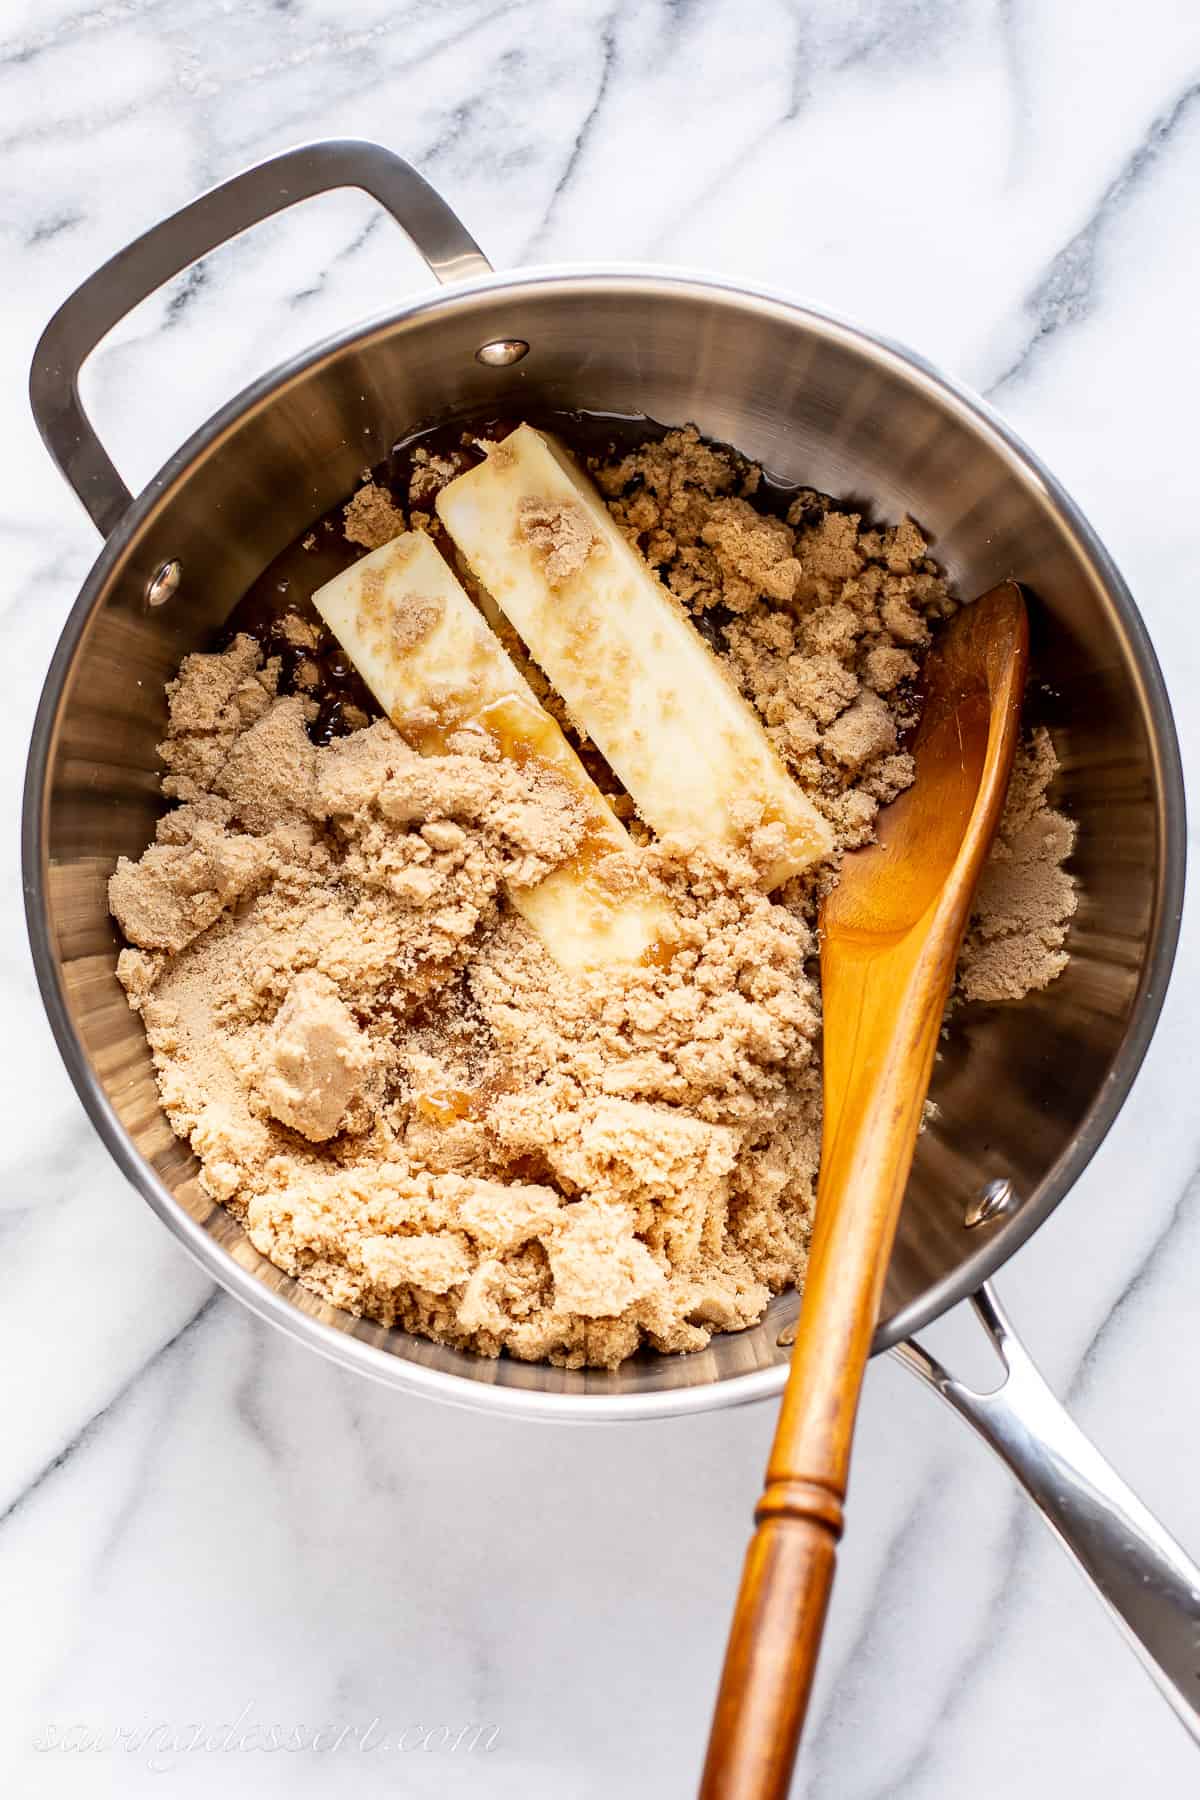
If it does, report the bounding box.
[343,482,406,550]
[247,969,375,1143]
[109,427,1077,1369]
[959,728,1077,1000]
[389,592,445,651]
[516,497,599,585]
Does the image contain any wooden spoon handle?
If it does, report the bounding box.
[701,1493,842,1800]
[699,1131,910,1800]
[701,952,940,1799]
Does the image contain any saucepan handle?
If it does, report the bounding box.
[29,138,492,537]
[894,1283,1200,1739]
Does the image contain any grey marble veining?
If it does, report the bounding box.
[4,1,1200,1793]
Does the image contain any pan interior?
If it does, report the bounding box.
[27,274,1181,1412]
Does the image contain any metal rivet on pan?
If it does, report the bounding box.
[146,560,182,606]
[965,1177,1017,1229]
[474,338,530,367]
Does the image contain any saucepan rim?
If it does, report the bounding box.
[22,265,1187,1420]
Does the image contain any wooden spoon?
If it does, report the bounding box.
[700,580,1029,1800]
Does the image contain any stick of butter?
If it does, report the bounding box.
[436,425,834,887]
[312,531,673,970]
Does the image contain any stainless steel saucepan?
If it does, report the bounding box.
[23,139,1199,1737]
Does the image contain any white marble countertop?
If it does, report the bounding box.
[5,1,1200,1793]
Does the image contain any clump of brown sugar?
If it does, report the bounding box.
[343,481,406,550]
[959,728,1077,999]
[517,497,598,585]
[109,425,1076,1370]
